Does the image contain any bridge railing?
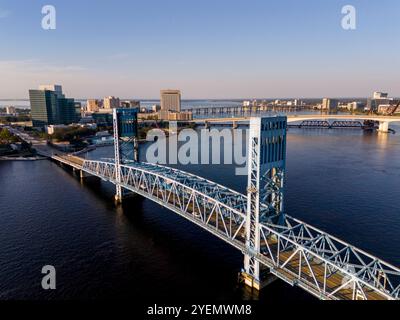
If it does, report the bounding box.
[258,216,400,300]
[83,160,116,181]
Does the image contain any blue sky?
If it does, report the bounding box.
[0,0,399,98]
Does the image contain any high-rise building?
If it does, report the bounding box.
[160,90,181,112]
[367,91,393,112]
[29,85,81,128]
[86,99,102,113]
[39,85,63,95]
[75,102,82,118]
[373,92,388,99]
[158,110,193,121]
[322,98,339,111]
[103,96,120,109]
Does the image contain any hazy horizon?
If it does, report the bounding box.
[1,0,399,98]
[0,96,385,101]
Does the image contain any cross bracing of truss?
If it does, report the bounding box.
[81,159,400,300]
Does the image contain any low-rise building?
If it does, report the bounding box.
[377,104,392,114]
[91,108,114,126]
[322,98,339,111]
[243,101,251,107]
[79,123,97,130]
[6,106,16,115]
[347,102,364,111]
[152,104,161,113]
[46,124,68,135]
[121,100,140,109]
[158,110,193,121]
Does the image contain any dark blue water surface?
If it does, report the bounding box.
[0,125,399,301]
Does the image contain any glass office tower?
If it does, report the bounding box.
[29,86,81,128]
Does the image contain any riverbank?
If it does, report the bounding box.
[0,156,46,161]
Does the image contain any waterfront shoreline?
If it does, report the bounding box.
[0,156,47,161]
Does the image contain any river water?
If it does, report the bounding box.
[1,125,399,301]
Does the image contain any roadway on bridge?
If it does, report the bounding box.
[52,156,400,300]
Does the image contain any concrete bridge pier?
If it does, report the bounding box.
[72,167,90,179]
[79,170,90,179]
[240,271,261,290]
[239,268,278,291]
[378,121,389,133]
[114,186,138,204]
[114,185,123,204]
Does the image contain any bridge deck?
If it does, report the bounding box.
[53,155,85,169]
[121,162,398,300]
[50,156,400,300]
[261,242,386,300]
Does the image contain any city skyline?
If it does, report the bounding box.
[1,0,400,98]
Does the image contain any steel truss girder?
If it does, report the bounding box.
[81,159,400,300]
[258,216,400,300]
[83,160,247,245]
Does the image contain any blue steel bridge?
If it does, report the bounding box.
[50,109,400,301]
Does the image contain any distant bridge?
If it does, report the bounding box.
[184,105,306,115]
[289,120,366,129]
[47,110,400,301]
[192,114,400,133]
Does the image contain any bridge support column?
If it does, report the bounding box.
[240,271,261,290]
[114,185,123,204]
[378,121,389,133]
[72,167,89,179]
[240,268,278,291]
[243,119,262,288]
[114,185,138,203]
[79,170,90,179]
[242,116,287,291]
[114,109,123,204]
[112,108,140,204]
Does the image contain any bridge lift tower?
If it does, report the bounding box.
[113,108,139,203]
[242,116,287,290]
